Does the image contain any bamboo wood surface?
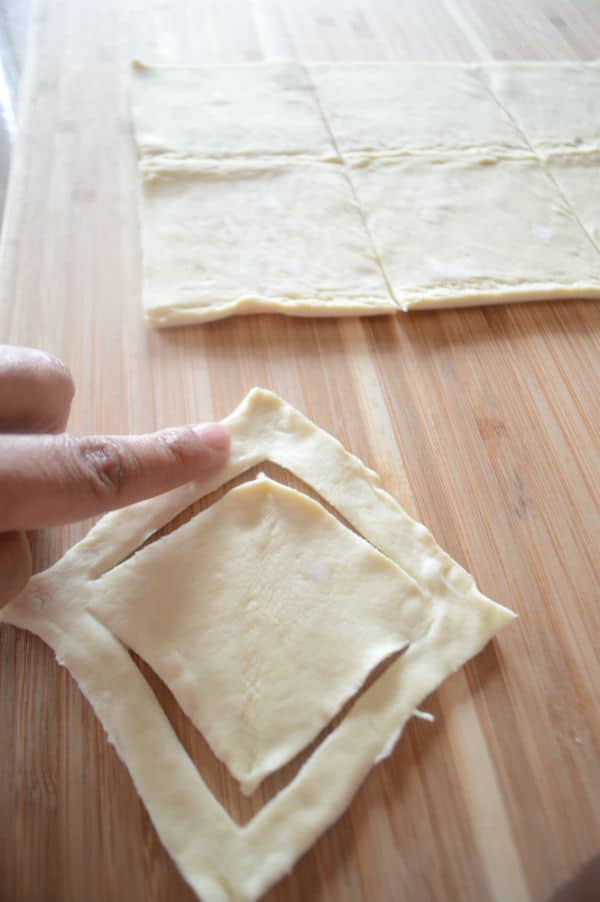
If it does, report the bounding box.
[0,1,599,900]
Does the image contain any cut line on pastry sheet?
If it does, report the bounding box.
[89,466,434,796]
[473,64,600,258]
[105,460,376,574]
[131,637,409,828]
[132,61,600,323]
[105,461,422,826]
[0,389,516,902]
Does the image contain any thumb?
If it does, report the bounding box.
[0,424,230,531]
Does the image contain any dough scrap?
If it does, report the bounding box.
[0,388,515,902]
[347,152,600,309]
[139,156,394,326]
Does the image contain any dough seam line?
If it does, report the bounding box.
[92,464,387,582]
[126,618,415,826]
[473,67,600,259]
[299,61,400,309]
[132,60,600,322]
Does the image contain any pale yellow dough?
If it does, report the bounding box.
[0,389,515,902]
[131,60,600,324]
[90,475,432,795]
[547,153,600,248]
[348,153,600,309]
[310,62,528,155]
[482,62,600,154]
[139,157,394,326]
[131,59,335,159]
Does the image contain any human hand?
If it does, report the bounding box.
[0,345,230,606]
[549,855,600,902]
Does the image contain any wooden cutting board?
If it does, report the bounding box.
[0,1,598,900]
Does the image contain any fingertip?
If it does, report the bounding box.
[195,423,230,456]
[156,423,230,476]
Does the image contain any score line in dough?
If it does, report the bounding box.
[130,60,600,326]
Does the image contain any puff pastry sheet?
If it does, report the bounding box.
[131,60,600,325]
[0,389,515,901]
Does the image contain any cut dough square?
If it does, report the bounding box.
[347,153,600,309]
[131,59,335,159]
[483,62,600,154]
[90,475,432,795]
[310,62,528,155]
[131,61,600,323]
[139,157,395,325]
[0,388,515,902]
[547,153,600,247]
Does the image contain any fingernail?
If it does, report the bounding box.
[195,423,230,455]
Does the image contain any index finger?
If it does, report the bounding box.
[0,424,230,531]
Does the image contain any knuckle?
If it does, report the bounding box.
[73,437,137,502]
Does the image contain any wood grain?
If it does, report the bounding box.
[0,1,599,900]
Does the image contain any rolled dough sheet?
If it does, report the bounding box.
[139,157,395,326]
[347,153,600,310]
[482,62,600,155]
[130,59,335,159]
[546,153,600,247]
[309,62,528,155]
[0,388,516,902]
[131,60,600,324]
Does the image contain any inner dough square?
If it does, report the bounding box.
[547,153,600,246]
[347,153,600,309]
[89,476,432,794]
[139,157,395,325]
[483,63,600,153]
[310,62,529,154]
[131,60,334,158]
